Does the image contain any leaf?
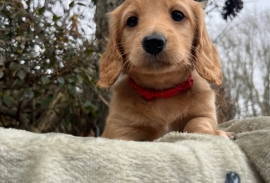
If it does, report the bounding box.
[3,95,16,108]
[11,79,19,88]
[23,65,31,73]
[0,3,5,11]
[23,88,34,99]
[37,6,46,15]
[69,1,75,8]
[68,77,75,84]
[34,91,42,98]
[53,14,61,22]
[74,68,80,73]
[17,79,24,86]
[77,3,86,7]
[17,69,26,80]
[41,75,50,85]
[84,101,97,116]
[76,74,83,84]
[68,84,76,94]
[84,49,94,56]
[9,62,19,70]
[57,77,65,84]
[2,32,13,41]
[0,71,4,79]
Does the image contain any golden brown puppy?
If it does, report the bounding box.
[98,0,232,141]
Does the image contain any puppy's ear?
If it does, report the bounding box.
[97,10,123,88]
[192,4,222,85]
[199,1,208,9]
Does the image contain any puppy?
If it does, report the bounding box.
[97,0,232,141]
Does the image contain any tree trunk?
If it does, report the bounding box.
[93,0,124,133]
[94,0,124,52]
[36,91,68,132]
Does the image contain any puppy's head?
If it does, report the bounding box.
[97,0,222,88]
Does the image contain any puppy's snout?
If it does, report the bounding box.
[142,35,166,55]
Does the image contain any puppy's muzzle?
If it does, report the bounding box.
[142,34,166,55]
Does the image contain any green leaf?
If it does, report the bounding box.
[41,75,50,85]
[84,49,94,56]
[76,74,83,84]
[3,95,16,108]
[0,3,5,11]
[57,77,65,84]
[84,101,97,116]
[34,91,42,98]
[23,88,34,99]
[53,14,61,22]
[17,69,26,80]
[9,62,19,70]
[2,32,13,41]
[69,1,75,8]
[11,79,19,88]
[23,65,31,73]
[77,3,86,7]
[68,77,75,84]
[0,71,4,79]
[17,79,24,86]
[68,84,76,94]
[38,6,46,15]
[74,68,80,73]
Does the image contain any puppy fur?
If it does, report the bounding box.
[97,0,231,141]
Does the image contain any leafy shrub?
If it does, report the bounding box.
[0,0,107,136]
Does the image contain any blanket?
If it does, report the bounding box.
[0,116,269,183]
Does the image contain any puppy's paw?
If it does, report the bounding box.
[214,130,236,140]
[226,132,236,140]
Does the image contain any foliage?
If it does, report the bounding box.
[0,0,107,136]
[221,0,243,20]
[195,0,243,20]
[216,11,270,118]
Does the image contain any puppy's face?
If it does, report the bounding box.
[97,0,222,88]
[120,0,196,75]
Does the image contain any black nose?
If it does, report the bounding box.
[142,35,166,55]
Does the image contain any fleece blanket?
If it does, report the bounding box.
[0,117,269,183]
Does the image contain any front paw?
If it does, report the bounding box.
[215,130,236,140]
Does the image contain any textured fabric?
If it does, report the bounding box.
[0,117,269,183]
[219,117,270,183]
[128,75,194,100]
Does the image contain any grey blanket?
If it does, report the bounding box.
[0,117,269,183]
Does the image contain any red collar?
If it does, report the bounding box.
[128,75,194,100]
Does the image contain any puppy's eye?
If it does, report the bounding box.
[127,16,138,27]
[171,10,185,21]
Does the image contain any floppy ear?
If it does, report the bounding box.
[199,1,208,9]
[97,11,123,88]
[192,4,223,85]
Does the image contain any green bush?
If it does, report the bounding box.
[0,0,108,136]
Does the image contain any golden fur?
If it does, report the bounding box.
[98,0,232,141]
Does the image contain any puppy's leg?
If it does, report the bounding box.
[184,117,233,139]
[102,121,146,141]
[102,117,163,141]
[101,126,135,141]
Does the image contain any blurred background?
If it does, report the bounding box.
[0,0,269,137]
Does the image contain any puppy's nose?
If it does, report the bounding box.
[142,35,166,55]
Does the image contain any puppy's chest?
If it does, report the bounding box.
[140,97,189,124]
[115,80,192,125]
